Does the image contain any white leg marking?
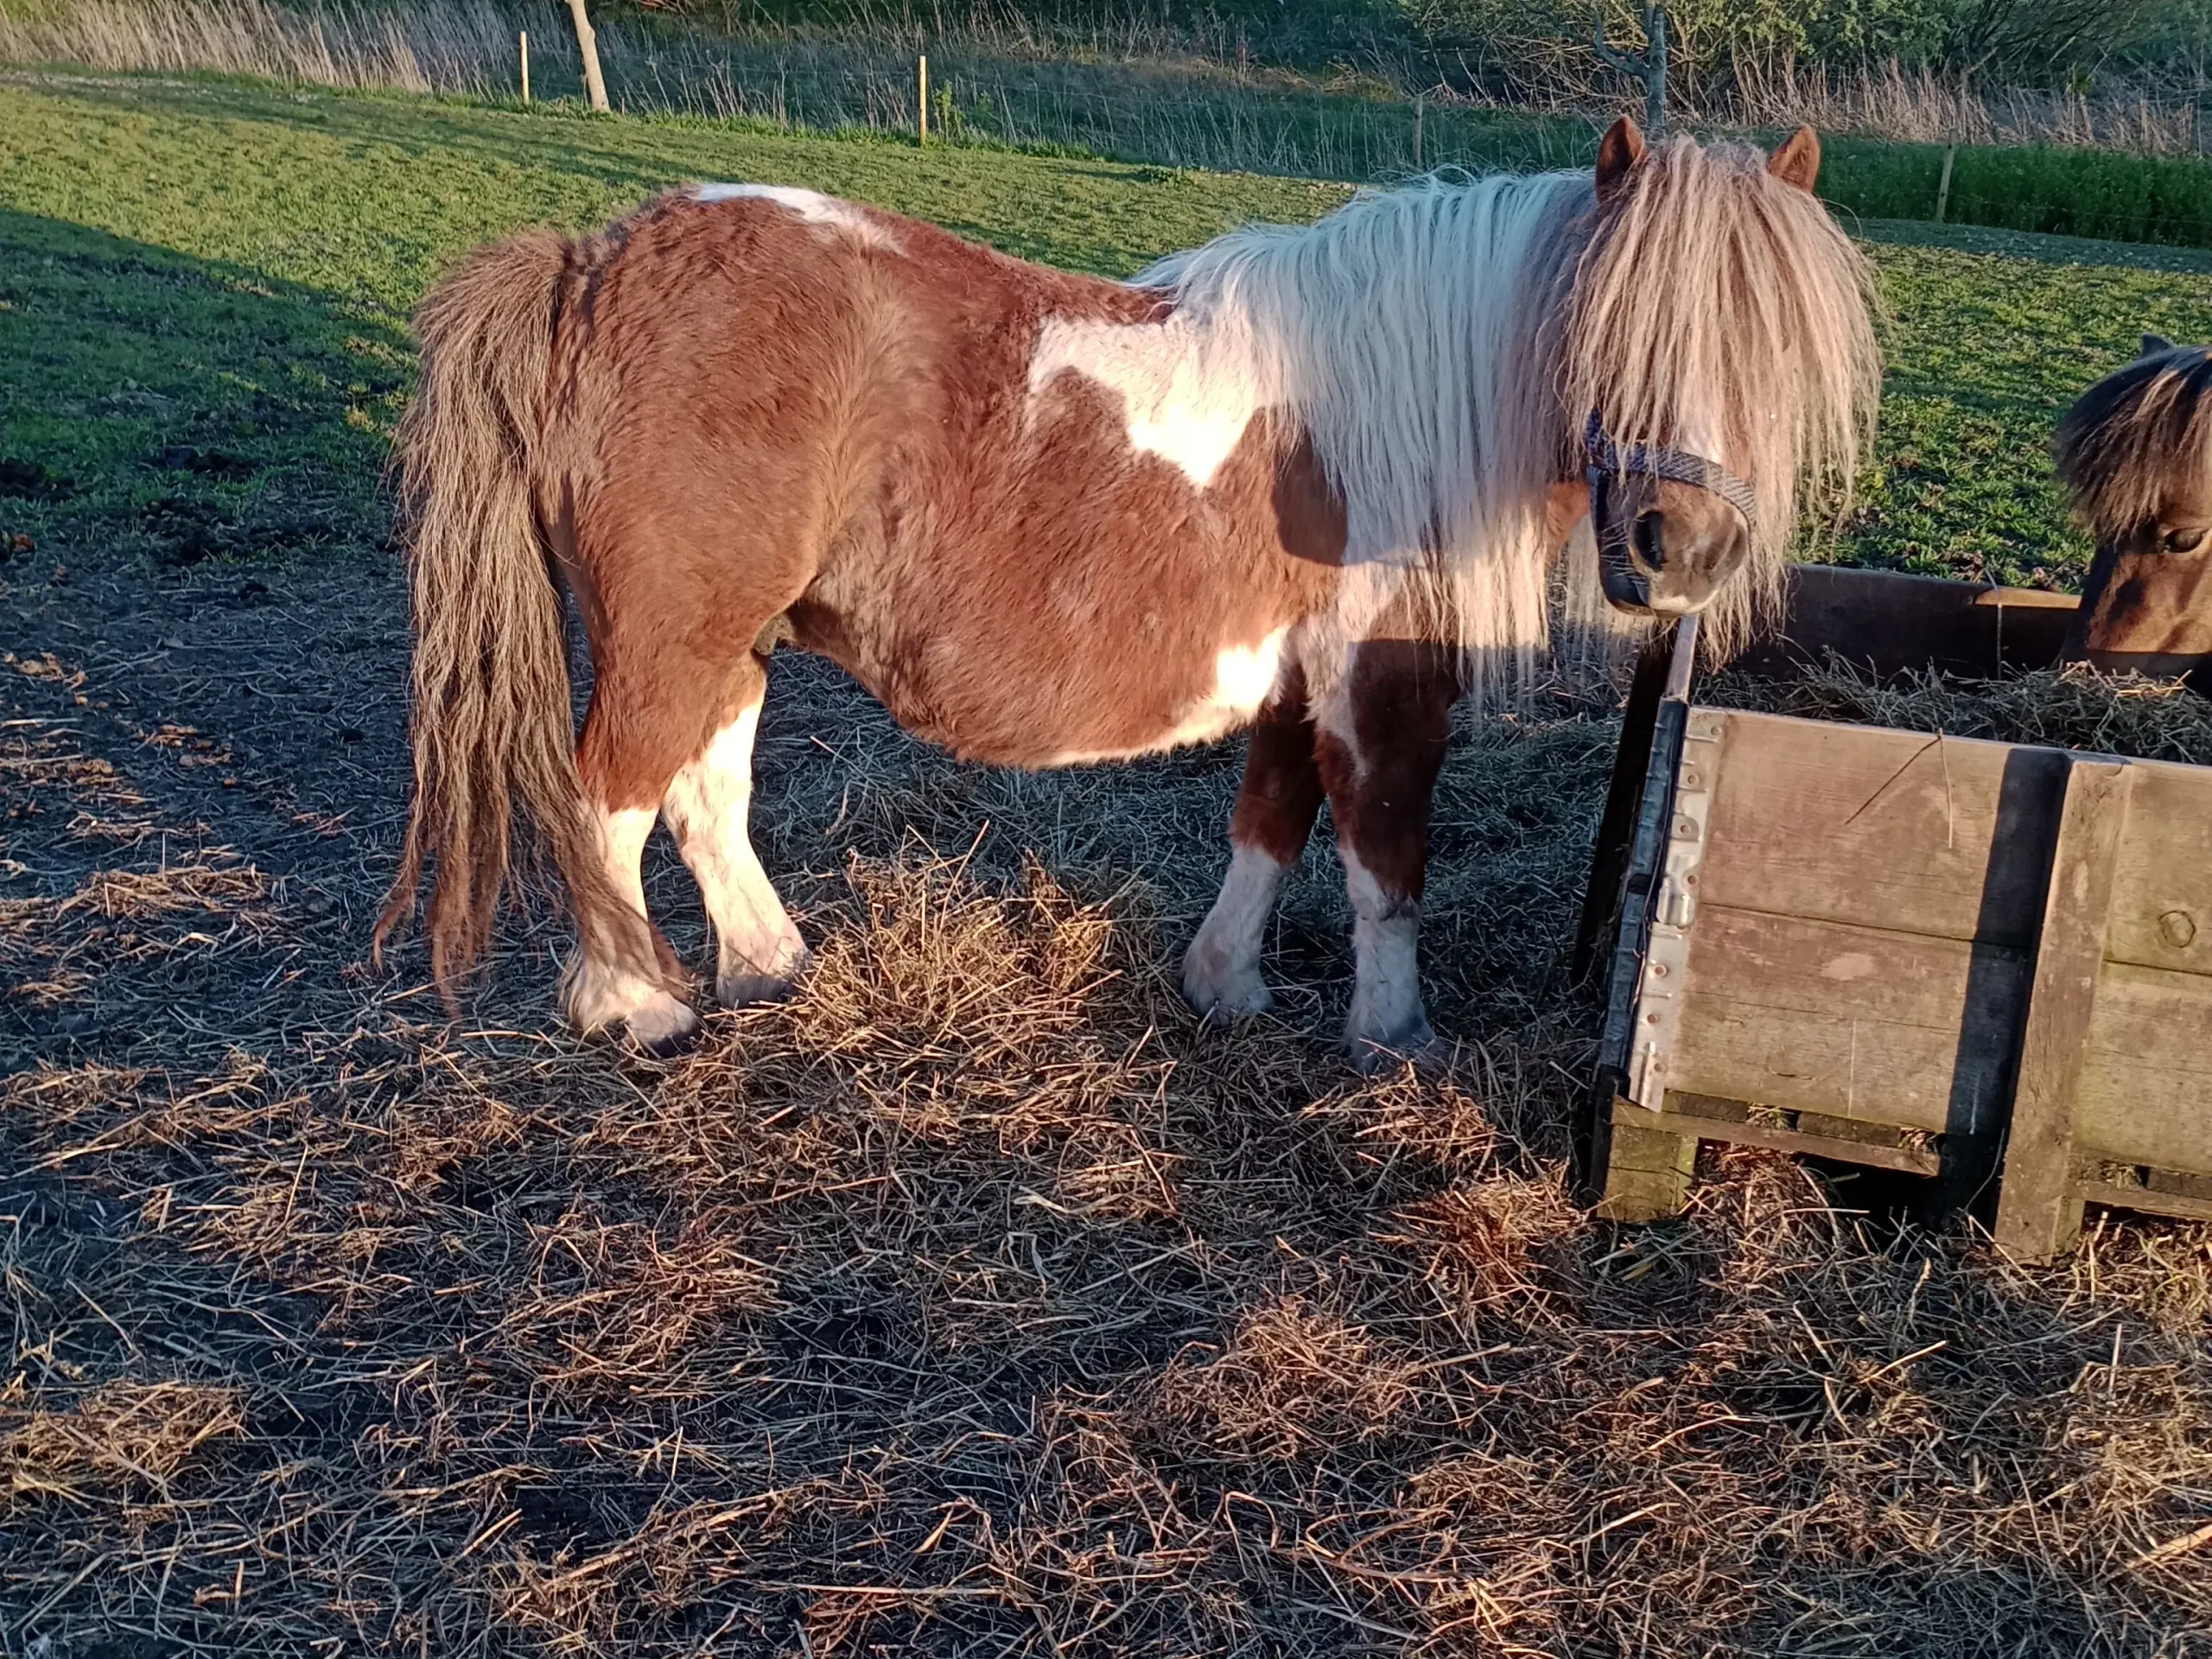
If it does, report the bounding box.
[558,804,701,1052]
[662,704,810,1006]
[1341,848,1432,1069]
[1184,843,1289,1020]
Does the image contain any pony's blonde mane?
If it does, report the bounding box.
[1135,134,1879,687]
[2054,341,2212,541]
[1562,136,1883,660]
[1137,170,1587,700]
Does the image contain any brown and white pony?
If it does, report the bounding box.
[2055,334,2212,691]
[377,117,1878,1065]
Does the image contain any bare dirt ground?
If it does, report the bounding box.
[4,531,2212,1656]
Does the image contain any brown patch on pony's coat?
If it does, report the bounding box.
[1315,639,1461,903]
[1227,663,1325,868]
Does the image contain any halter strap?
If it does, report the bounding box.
[1582,410,1759,537]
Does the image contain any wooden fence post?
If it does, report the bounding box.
[1935,143,1956,224]
[567,0,609,113]
[918,55,929,143]
[518,31,529,105]
[1413,92,1423,168]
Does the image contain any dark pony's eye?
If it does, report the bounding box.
[2163,525,2208,554]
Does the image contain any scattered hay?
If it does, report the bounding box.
[1704,658,2212,766]
[3,1379,245,1501]
[0,640,2208,1654]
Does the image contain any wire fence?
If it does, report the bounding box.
[9,0,2212,251]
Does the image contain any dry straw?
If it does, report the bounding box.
[4,631,2209,1651]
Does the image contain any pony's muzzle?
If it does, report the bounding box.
[1594,476,1750,616]
[1582,410,1760,618]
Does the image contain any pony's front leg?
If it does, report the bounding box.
[1184,687,1324,1020]
[1315,642,1459,1071]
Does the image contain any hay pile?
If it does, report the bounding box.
[3,639,2209,1656]
[1701,658,2212,766]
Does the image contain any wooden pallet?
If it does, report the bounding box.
[1574,605,2212,1260]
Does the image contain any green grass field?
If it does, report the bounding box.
[9,70,2212,593]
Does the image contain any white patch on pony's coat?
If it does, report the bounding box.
[1028,314,1260,490]
[1043,626,1289,765]
[1341,849,1431,1062]
[693,182,901,251]
[661,703,809,1002]
[559,805,699,1048]
[1184,843,1289,1018]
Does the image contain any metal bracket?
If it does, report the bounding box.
[1627,709,1721,1109]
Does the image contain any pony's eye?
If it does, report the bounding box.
[2163,525,2208,554]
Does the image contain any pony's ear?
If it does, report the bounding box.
[2143,332,2177,357]
[1595,118,1646,205]
[1767,126,1821,194]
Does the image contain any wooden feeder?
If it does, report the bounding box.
[1574,567,2212,1260]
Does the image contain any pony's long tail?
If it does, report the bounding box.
[373,230,639,1009]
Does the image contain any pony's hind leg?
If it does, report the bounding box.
[1315,642,1459,1071]
[660,655,809,1006]
[1185,685,1323,1020]
[557,801,701,1056]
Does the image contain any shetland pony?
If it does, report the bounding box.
[377,117,1879,1065]
[2054,334,2212,690]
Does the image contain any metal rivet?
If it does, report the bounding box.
[2160,909,2197,949]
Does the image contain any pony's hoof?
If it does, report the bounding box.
[1182,952,1274,1022]
[716,943,810,1007]
[1344,1020,1437,1076]
[718,971,798,1007]
[626,994,702,1058]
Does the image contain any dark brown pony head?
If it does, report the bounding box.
[1560,118,1879,658]
[2054,336,2212,686]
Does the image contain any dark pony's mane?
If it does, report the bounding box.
[2055,342,2212,540]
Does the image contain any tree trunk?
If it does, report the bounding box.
[566,0,608,113]
[1643,4,1668,135]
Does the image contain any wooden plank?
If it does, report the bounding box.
[2075,960,2212,1171]
[1669,906,2030,1135]
[2078,1179,2212,1224]
[1622,1100,1942,1175]
[1993,760,2133,1262]
[1697,711,2066,947]
[2104,759,2212,976]
[1731,563,2078,683]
